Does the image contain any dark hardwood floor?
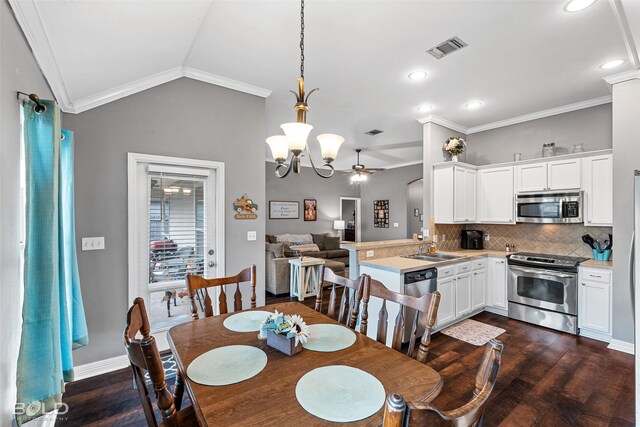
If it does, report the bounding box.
[57,291,635,426]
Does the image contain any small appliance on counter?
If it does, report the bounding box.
[461,230,484,250]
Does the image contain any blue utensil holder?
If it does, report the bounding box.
[592,249,611,261]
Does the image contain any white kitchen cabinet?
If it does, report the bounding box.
[472,269,487,310]
[578,267,612,341]
[583,154,613,226]
[436,276,456,326]
[477,167,515,223]
[434,164,476,224]
[547,158,582,190]
[487,257,507,313]
[455,273,472,318]
[516,163,547,192]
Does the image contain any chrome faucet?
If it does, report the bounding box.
[418,244,425,255]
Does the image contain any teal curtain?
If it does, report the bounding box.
[16,100,88,425]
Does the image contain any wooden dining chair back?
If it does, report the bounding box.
[186,265,256,319]
[360,275,441,363]
[123,297,192,427]
[314,266,366,331]
[382,339,504,427]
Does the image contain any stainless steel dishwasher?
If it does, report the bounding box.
[403,267,438,342]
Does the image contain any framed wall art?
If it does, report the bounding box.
[269,201,300,219]
[373,200,389,228]
[304,199,317,221]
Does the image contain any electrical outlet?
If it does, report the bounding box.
[82,237,104,251]
[393,222,399,228]
[366,250,374,257]
[433,234,439,243]
[484,233,490,241]
[442,234,446,242]
[247,231,257,241]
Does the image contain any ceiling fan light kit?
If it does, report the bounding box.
[265,0,344,179]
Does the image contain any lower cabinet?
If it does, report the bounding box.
[578,267,612,341]
[487,257,507,311]
[472,269,487,310]
[436,276,456,325]
[455,273,472,318]
[436,260,488,328]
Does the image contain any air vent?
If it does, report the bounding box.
[364,129,384,136]
[426,36,468,59]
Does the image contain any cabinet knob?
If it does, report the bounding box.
[587,220,591,223]
[581,283,585,286]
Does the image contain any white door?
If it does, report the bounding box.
[478,167,514,223]
[584,155,613,226]
[465,169,477,222]
[578,280,611,334]
[128,154,225,342]
[453,167,467,222]
[516,163,548,192]
[436,277,456,326]
[472,269,487,310]
[547,159,582,191]
[488,258,507,309]
[455,273,472,317]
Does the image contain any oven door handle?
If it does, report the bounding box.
[508,265,576,279]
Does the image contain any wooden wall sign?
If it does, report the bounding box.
[269,201,300,219]
[234,194,258,220]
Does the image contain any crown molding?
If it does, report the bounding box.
[603,69,640,85]
[466,95,612,134]
[183,67,272,98]
[608,0,639,69]
[417,114,468,134]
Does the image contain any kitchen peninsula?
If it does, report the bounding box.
[340,239,428,280]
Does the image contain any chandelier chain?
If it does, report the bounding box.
[300,0,305,78]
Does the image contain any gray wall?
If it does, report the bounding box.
[360,164,423,241]
[63,78,266,365]
[465,104,612,165]
[406,179,423,238]
[265,164,359,235]
[0,0,55,422]
[611,79,640,344]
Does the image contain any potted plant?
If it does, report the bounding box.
[443,137,467,162]
[260,311,310,356]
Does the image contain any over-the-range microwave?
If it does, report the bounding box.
[515,192,583,224]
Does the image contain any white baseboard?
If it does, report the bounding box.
[483,306,508,317]
[579,328,611,343]
[608,338,635,355]
[73,355,130,381]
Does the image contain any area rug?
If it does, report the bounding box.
[144,354,178,385]
[440,319,505,346]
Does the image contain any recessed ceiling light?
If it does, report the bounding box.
[408,71,427,81]
[465,101,483,110]
[417,105,432,113]
[600,59,624,69]
[564,0,596,12]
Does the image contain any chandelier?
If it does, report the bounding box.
[265,0,344,179]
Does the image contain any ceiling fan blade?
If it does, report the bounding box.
[365,167,386,171]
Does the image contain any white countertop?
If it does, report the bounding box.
[359,250,510,274]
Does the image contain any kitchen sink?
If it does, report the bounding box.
[402,253,464,262]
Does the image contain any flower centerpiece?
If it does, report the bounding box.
[443,137,467,162]
[260,311,310,355]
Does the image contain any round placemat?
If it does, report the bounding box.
[187,345,267,386]
[295,365,386,422]
[223,310,271,332]
[303,324,357,352]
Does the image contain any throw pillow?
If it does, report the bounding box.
[276,233,314,244]
[324,236,341,250]
[266,234,277,244]
[311,233,326,250]
[265,243,285,258]
[289,243,320,252]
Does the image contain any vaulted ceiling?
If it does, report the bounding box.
[10,0,640,170]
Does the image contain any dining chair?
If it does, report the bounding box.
[382,339,504,427]
[186,265,256,319]
[361,275,441,364]
[314,266,366,331]
[123,297,197,427]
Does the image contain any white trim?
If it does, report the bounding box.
[483,306,508,317]
[183,67,272,98]
[608,338,635,354]
[579,328,612,343]
[383,160,424,170]
[466,96,612,134]
[603,69,640,85]
[73,355,129,381]
[608,0,640,69]
[417,114,468,134]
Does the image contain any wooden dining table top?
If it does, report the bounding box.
[167,301,443,426]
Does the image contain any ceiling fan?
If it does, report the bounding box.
[348,149,385,183]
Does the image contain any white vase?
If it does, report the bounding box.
[451,154,459,162]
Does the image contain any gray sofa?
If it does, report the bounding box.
[265,233,349,295]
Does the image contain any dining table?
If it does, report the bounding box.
[167,301,443,426]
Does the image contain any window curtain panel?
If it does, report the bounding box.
[16,99,88,425]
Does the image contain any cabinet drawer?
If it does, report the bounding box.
[438,265,455,278]
[581,268,611,283]
[473,259,487,270]
[456,262,472,274]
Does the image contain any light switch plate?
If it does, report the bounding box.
[393,223,399,228]
[247,231,257,241]
[485,233,491,241]
[366,250,374,257]
[82,237,104,251]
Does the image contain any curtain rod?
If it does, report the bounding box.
[17,91,47,113]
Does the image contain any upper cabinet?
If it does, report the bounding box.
[583,154,613,226]
[515,158,581,193]
[434,165,476,224]
[477,166,515,223]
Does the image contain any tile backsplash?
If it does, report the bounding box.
[433,222,612,259]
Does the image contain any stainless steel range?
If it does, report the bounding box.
[507,253,588,334]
